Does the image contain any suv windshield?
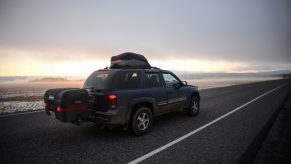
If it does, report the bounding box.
[83,71,114,90]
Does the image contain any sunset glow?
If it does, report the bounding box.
[0,48,253,76]
[0,0,290,77]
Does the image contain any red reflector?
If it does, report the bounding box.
[44,102,48,108]
[56,105,88,112]
[56,107,62,112]
[108,94,117,104]
[108,94,117,100]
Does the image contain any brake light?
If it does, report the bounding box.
[56,107,62,112]
[108,94,117,104]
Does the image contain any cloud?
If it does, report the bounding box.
[0,0,290,72]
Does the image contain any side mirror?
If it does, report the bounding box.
[182,81,187,86]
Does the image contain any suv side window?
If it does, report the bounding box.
[162,73,180,88]
[113,71,141,90]
[145,73,163,88]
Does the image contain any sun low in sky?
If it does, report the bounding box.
[0,0,290,76]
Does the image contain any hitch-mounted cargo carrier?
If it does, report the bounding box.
[44,88,89,123]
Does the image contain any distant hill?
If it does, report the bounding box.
[0,69,290,83]
[177,70,291,79]
[30,77,69,82]
[0,76,85,83]
[257,70,291,77]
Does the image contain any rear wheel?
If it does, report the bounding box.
[131,107,153,135]
[188,96,200,116]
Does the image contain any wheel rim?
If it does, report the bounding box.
[136,112,150,131]
[192,99,199,113]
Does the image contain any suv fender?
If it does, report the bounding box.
[187,91,200,106]
[125,97,157,122]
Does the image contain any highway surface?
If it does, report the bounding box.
[1,79,291,164]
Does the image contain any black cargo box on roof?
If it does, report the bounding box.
[110,52,151,69]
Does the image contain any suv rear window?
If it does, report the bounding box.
[112,71,141,90]
[83,71,114,90]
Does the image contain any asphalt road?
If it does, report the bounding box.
[1,79,291,164]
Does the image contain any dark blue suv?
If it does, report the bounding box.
[83,68,200,135]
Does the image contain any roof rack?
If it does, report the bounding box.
[151,67,160,69]
[102,66,161,70]
[103,66,161,70]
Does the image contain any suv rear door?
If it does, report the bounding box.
[162,72,187,112]
[83,70,116,112]
[144,71,168,115]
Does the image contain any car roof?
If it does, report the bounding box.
[97,68,172,73]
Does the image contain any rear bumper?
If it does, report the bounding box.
[45,107,90,123]
[45,106,129,125]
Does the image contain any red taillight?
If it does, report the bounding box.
[108,94,117,104]
[56,107,62,112]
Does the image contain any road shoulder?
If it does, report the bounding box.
[254,92,291,164]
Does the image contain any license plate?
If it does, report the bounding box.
[49,95,55,100]
[49,110,56,118]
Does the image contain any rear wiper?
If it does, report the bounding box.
[84,87,95,89]
[84,87,102,92]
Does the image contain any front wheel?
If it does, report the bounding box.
[131,107,153,136]
[187,97,200,116]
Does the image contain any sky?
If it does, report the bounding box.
[0,0,290,76]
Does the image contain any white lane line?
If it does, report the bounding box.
[128,82,289,164]
[0,109,45,118]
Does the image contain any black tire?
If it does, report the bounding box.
[131,107,153,136]
[188,96,200,116]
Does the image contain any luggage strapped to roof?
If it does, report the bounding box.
[110,52,151,69]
